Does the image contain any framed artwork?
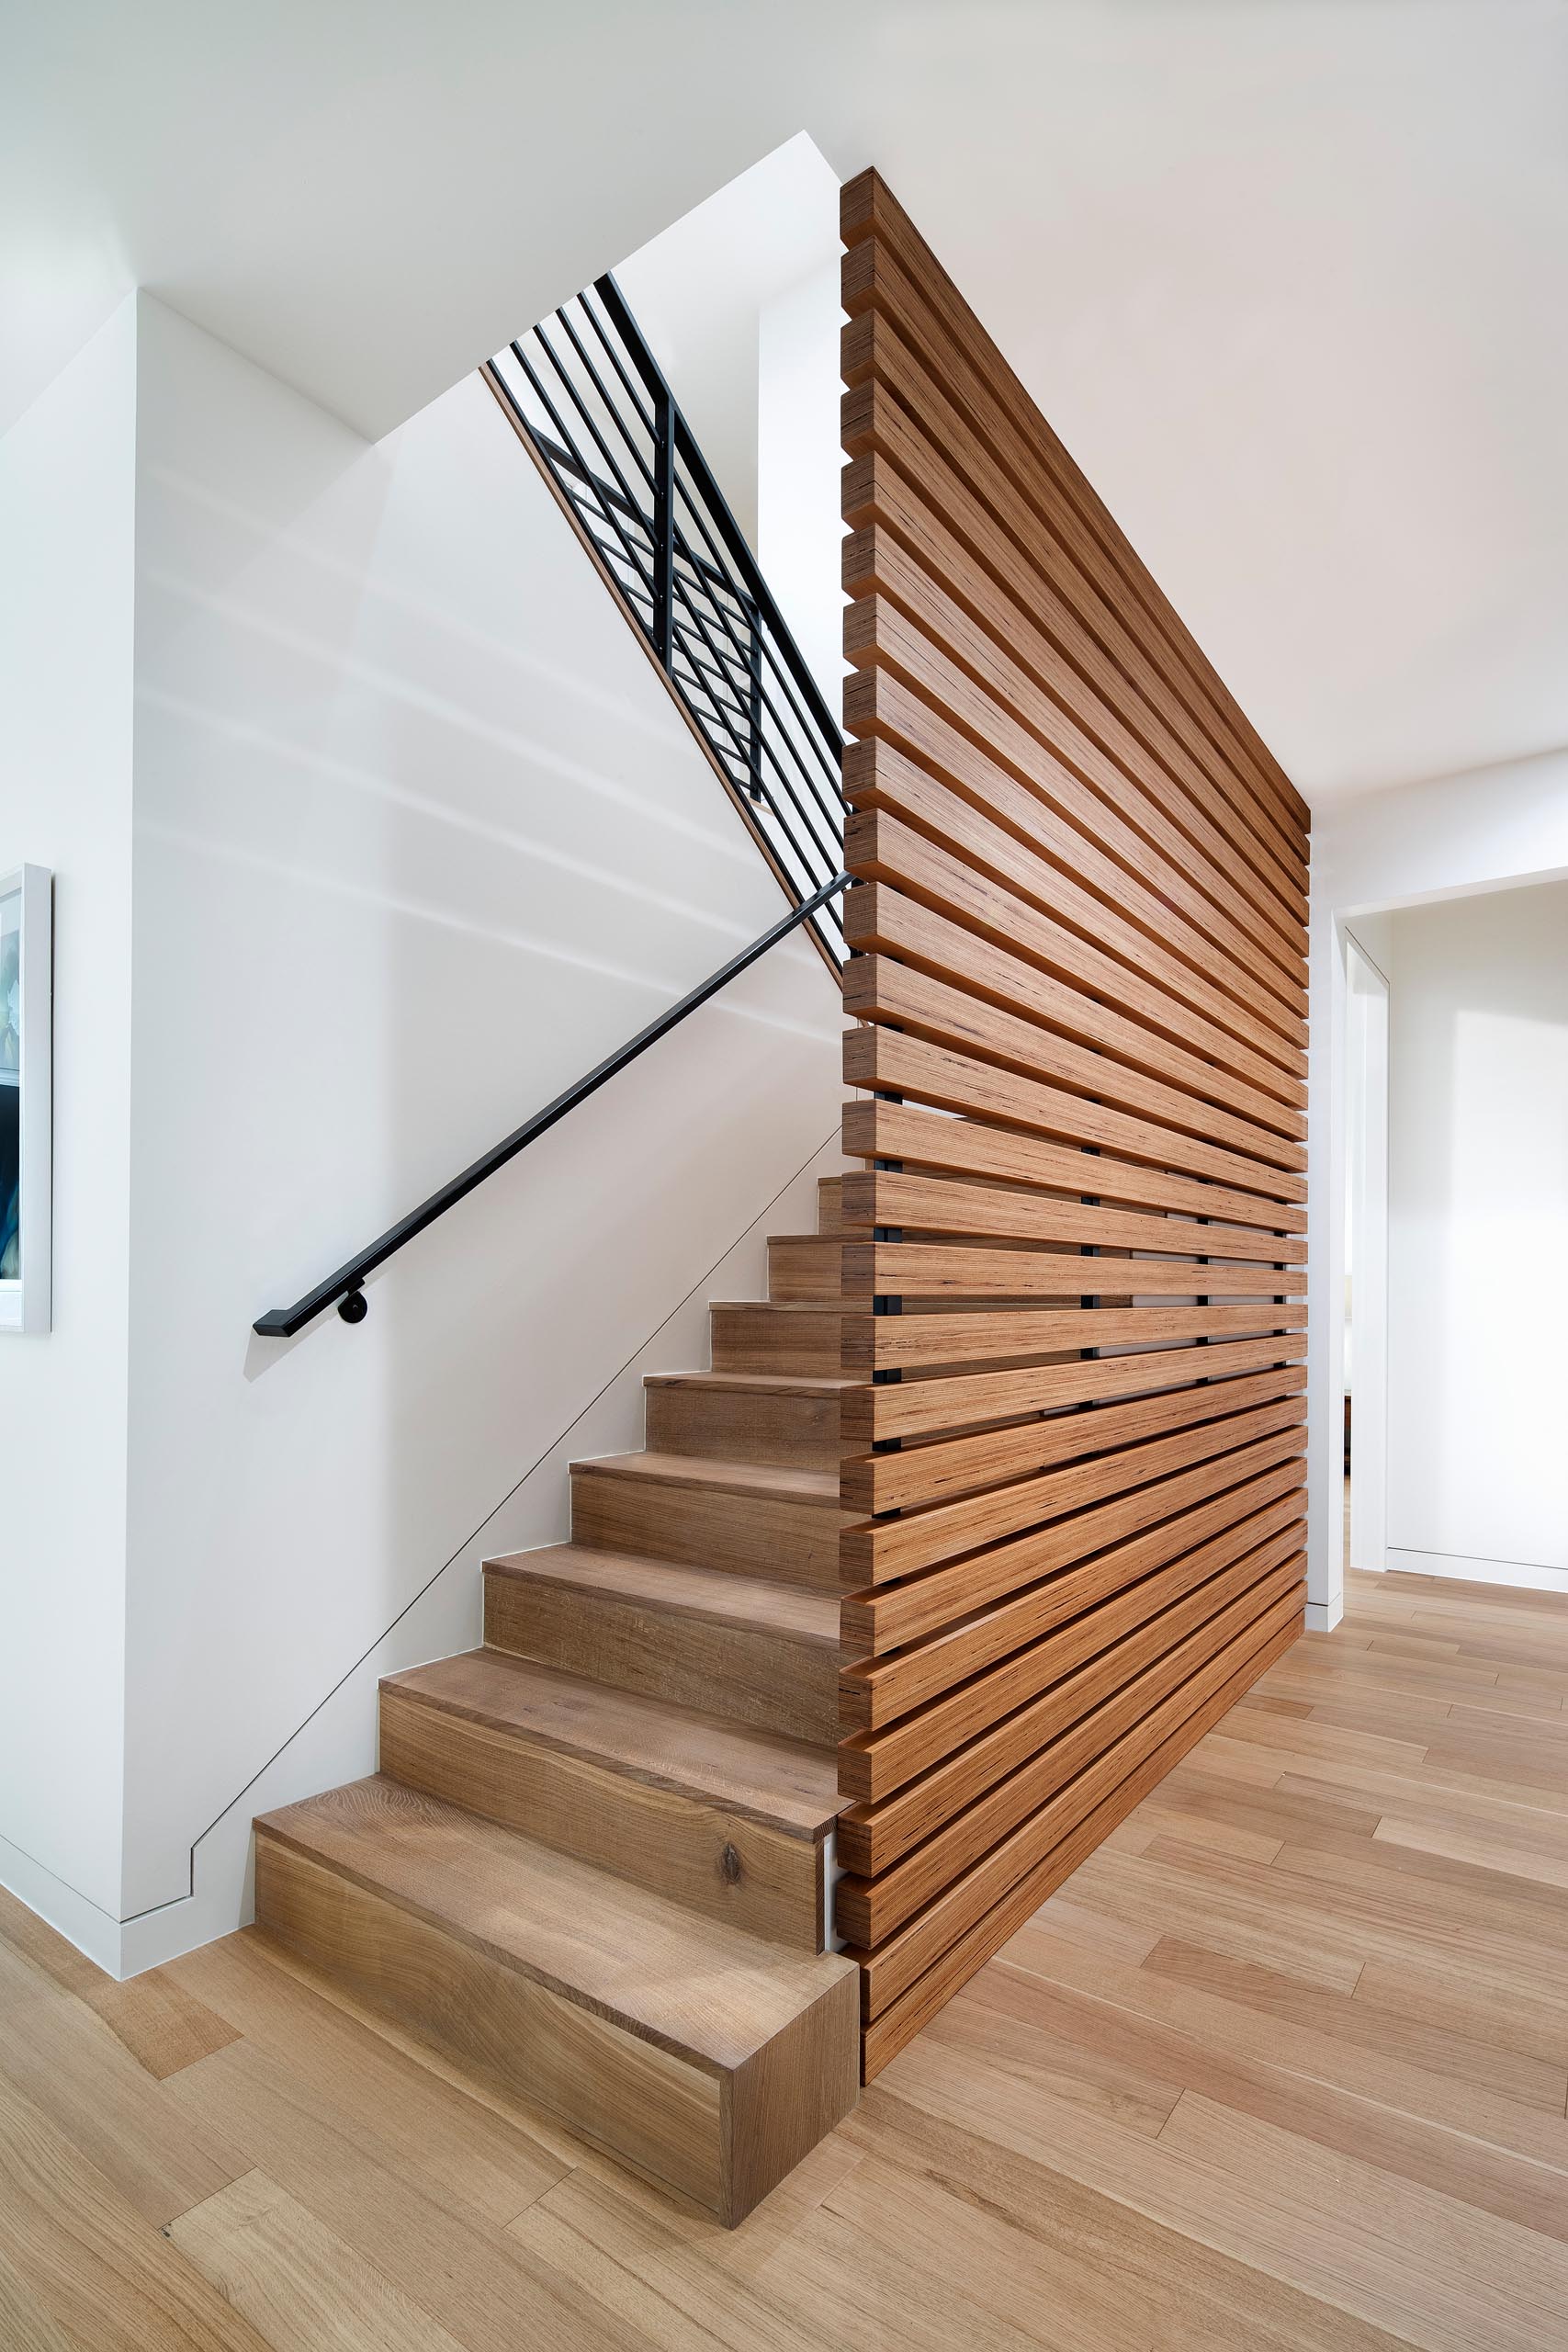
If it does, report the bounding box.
[0,865,52,1335]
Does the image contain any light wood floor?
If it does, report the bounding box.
[6,1565,1568,2351]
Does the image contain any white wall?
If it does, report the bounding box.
[1306,749,1568,1627]
[616,133,840,553]
[1382,882,1568,1589]
[117,1132,839,1973]
[0,289,845,1973]
[116,295,843,1950]
[757,256,847,715]
[0,301,138,1964]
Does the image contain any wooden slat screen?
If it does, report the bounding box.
[835,169,1311,2083]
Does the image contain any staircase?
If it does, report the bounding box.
[253,1175,858,2224]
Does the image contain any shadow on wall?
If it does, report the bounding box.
[118,297,843,1936]
[118,1129,840,1976]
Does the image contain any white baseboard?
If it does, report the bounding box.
[1304,1594,1344,1634]
[0,1828,124,1977]
[1386,1546,1568,1597]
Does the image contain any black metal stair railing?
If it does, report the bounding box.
[253,870,849,1337]
[482,273,847,965]
[251,276,850,1338]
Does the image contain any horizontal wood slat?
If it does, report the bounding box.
[852,1582,1307,2019]
[847,1324,1306,1405]
[845,587,1306,1013]
[843,954,1303,1164]
[840,1099,1307,1233]
[840,469,1308,922]
[840,1495,1307,1806]
[844,876,1306,1135]
[842,1362,1306,1514]
[845,1026,1306,1204]
[840,363,1309,954]
[840,1171,1308,1266]
[847,782,1304,1103]
[842,1244,1305,1303]
[840,1442,1306,1720]
[837,1520,1306,1860]
[837,168,1308,2082]
[840,428,1308,933]
[858,1603,1303,2079]
[841,1397,1307,1600]
[846,716,1303,1076]
[837,1554,1305,1945]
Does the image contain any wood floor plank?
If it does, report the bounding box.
[167,1930,570,2227]
[170,2169,475,2352]
[0,1888,239,2083]
[165,2040,647,2352]
[0,2238,89,2352]
[981,1927,1568,2209]
[508,2163,856,2352]
[0,1932,243,2230]
[801,2155,1153,2352]
[6,1566,1564,2345]
[1157,2091,1568,2351]
[1141,1935,1568,2115]
[877,2028,1544,2352]
[1351,1956,1568,2071]
[0,2068,270,2352]
[839,2086,1409,2352]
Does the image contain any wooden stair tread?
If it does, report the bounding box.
[644,1371,852,1397]
[576,1450,840,1502]
[382,1649,843,1838]
[255,1776,851,2074]
[485,1543,840,1645]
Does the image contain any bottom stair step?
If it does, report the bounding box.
[254,1776,859,2225]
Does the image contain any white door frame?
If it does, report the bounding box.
[1344,933,1389,1574]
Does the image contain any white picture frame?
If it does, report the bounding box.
[0,864,53,1335]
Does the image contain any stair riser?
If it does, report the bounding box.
[644,1381,842,1469]
[710,1304,845,1376]
[485,1570,840,1747]
[768,1238,846,1302]
[570,1469,846,1590]
[816,1176,846,1237]
[378,1689,825,1951]
[257,1835,735,2212]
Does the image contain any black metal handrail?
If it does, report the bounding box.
[483,271,846,963]
[253,873,850,1337]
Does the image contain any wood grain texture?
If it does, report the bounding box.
[254,1780,857,2226]
[845,866,1305,1139]
[570,1451,848,1591]
[842,1095,1306,1231]
[12,1565,1568,2349]
[838,168,1308,2075]
[484,1544,840,1746]
[378,1662,831,1952]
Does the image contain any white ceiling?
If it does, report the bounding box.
[6,0,1566,808]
